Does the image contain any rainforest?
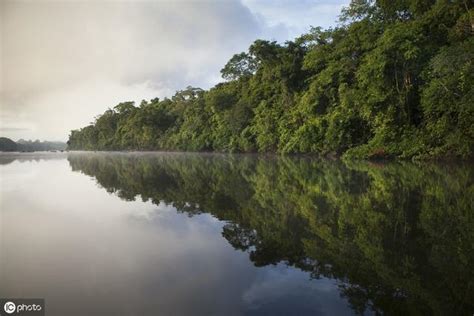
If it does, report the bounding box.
[67,0,474,159]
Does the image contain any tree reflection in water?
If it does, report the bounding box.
[68,152,474,315]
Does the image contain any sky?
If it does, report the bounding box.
[0,0,348,141]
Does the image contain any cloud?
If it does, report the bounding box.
[2,0,260,94]
[242,0,347,39]
[0,127,30,132]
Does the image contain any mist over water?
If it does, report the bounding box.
[1,152,473,315]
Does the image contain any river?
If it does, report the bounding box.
[1,152,472,315]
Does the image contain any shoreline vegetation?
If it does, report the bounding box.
[67,1,473,160]
[0,137,67,152]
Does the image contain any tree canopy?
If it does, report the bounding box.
[68,0,474,159]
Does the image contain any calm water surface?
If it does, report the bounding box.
[0,152,473,315]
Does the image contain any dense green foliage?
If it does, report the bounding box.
[68,152,474,315]
[68,0,474,159]
[0,137,66,152]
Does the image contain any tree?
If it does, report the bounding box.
[67,0,473,159]
[220,52,257,81]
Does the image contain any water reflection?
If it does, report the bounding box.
[1,152,473,315]
[67,152,474,315]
